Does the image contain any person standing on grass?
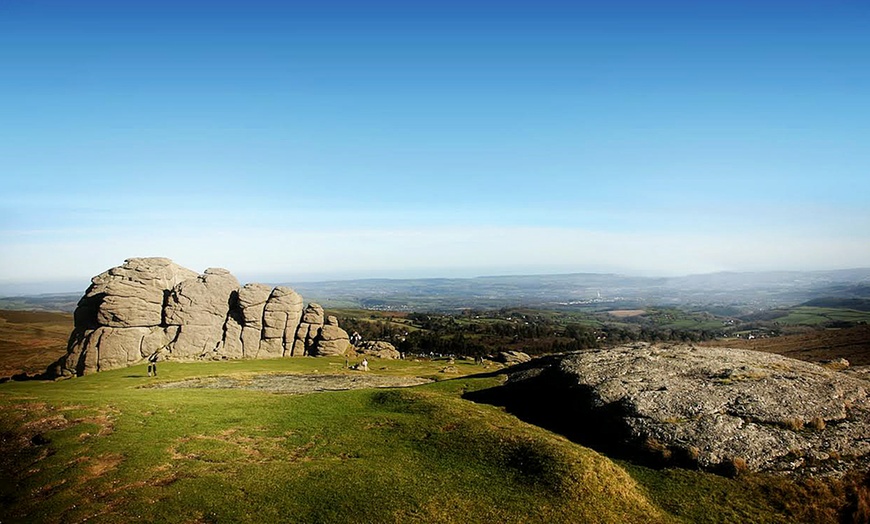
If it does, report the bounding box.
[147,351,159,377]
[361,358,368,371]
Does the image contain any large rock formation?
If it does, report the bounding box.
[467,343,870,477]
[315,316,352,356]
[357,341,402,360]
[53,258,351,376]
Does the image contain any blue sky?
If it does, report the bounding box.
[1,0,868,293]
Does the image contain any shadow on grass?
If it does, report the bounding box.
[0,371,55,383]
[461,359,698,471]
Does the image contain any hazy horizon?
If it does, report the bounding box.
[3,262,869,298]
[2,1,868,287]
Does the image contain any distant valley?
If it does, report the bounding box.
[4,268,870,314]
[289,268,870,312]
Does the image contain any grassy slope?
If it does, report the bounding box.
[1,358,673,524]
[0,310,72,377]
[1,309,857,523]
[773,306,870,326]
[703,324,870,365]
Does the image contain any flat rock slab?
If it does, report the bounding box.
[470,343,870,477]
[147,373,432,394]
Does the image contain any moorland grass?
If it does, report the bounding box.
[1,358,669,523]
[0,356,854,523]
[0,310,72,377]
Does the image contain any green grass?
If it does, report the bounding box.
[1,358,667,523]
[0,356,850,523]
[774,307,870,326]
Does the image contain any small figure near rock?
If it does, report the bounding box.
[361,358,368,372]
[147,351,159,377]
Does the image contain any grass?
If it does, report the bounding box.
[0,310,72,377]
[2,312,862,523]
[774,306,870,326]
[621,464,864,524]
[1,358,673,523]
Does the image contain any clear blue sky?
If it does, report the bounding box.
[1,0,868,293]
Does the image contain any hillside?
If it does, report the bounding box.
[2,309,870,522]
[0,310,72,378]
[289,269,870,311]
[5,268,869,314]
[703,324,870,366]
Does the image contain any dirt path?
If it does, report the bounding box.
[147,373,432,394]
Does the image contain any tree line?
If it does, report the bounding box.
[338,310,718,358]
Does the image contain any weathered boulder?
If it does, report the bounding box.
[237,283,273,326]
[292,303,326,356]
[222,316,244,359]
[302,304,325,325]
[313,322,351,357]
[88,257,198,328]
[496,351,532,365]
[821,358,851,371]
[259,286,304,358]
[164,268,239,326]
[357,341,401,360]
[164,268,240,360]
[233,283,269,357]
[469,343,870,477]
[53,257,350,376]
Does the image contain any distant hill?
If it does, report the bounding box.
[4,268,870,314]
[802,298,870,312]
[290,268,870,312]
[0,293,80,313]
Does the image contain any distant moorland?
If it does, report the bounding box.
[4,268,870,314]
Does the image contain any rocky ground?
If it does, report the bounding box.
[467,343,870,478]
[147,373,432,394]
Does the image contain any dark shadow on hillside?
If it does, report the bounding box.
[0,371,57,384]
[462,361,698,470]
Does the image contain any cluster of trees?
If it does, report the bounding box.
[338,310,724,358]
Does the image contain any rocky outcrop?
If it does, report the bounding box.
[357,341,401,360]
[52,258,350,376]
[260,287,305,358]
[468,343,870,477]
[312,315,351,356]
[496,351,531,365]
[164,268,240,360]
[236,283,272,358]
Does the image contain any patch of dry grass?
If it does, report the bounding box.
[0,310,72,377]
